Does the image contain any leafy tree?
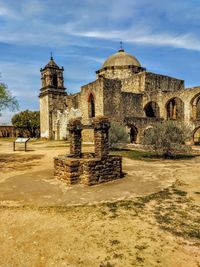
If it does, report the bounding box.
[12,110,40,138]
[0,82,18,115]
[109,121,129,148]
[143,121,191,157]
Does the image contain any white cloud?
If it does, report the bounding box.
[72,29,200,52]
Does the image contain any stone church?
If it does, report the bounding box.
[39,48,200,144]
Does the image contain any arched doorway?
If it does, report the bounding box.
[196,98,200,119]
[191,94,200,120]
[130,126,138,143]
[144,101,160,118]
[193,127,200,145]
[88,93,95,118]
[166,97,184,120]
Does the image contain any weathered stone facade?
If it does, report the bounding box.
[39,49,200,145]
[54,117,122,185]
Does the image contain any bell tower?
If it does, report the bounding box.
[39,56,67,139]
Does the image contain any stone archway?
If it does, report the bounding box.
[130,126,138,143]
[166,97,184,120]
[193,127,200,145]
[144,101,160,118]
[190,93,200,120]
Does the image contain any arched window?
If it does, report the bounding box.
[130,126,138,143]
[166,97,184,120]
[144,101,160,118]
[53,74,58,87]
[88,94,95,118]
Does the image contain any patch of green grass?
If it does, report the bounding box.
[110,148,196,161]
[110,148,156,161]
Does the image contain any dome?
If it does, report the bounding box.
[102,49,141,68]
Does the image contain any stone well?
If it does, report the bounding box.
[54,117,122,186]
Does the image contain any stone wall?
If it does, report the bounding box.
[80,156,122,185]
[96,65,145,80]
[40,95,50,138]
[80,79,104,125]
[122,92,143,118]
[121,72,146,93]
[54,155,122,186]
[120,71,184,94]
[103,78,123,122]
[40,92,67,139]
[144,72,184,93]
[66,93,81,109]
[0,126,15,138]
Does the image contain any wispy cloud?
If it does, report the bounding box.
[72,29,200,52]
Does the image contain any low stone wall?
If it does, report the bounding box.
[54,156,80,185]
[54,154,122,186]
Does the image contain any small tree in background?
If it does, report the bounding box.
[143,121,191,157]
[0,82,18,115]
[109,121,129,148]
[12,110,40,138]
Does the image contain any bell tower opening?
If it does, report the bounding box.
[88,93,95,118]
[53,74,58,87]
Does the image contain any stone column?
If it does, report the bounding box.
[68,118,82,158]
[93,116,110,159]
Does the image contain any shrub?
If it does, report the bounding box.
[109,121,129,148]
[143,121,191,157]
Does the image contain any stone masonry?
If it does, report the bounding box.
[54,117,122,186]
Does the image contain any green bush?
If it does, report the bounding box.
[109,121,129,148]
[143,121,191,157]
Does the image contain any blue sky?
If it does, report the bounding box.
[1,0,200,123]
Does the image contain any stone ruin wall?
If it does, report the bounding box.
[121,71,146,93]
[54,117,122,186]
[80,79,104,125]
[40,95,50,138]
[144,72,184,93]
[120,71,184,94]
[103,78,123,122]
[66,93,81,110]
[122,92,144,118]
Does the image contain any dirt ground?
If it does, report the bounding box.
[0,140,200,267]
